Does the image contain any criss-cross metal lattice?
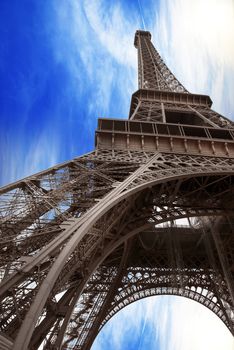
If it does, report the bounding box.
[134,30,187,92]
[0,30,234,350]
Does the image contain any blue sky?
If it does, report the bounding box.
[1,0,234,349]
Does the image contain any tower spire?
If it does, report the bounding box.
[129,30,232,128]
[134,30,188,92]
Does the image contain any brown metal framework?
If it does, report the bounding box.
[0,30,234,350]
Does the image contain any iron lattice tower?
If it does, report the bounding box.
[0,30,234,350]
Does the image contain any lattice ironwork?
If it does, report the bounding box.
[0,30,234,350]
[134,30,187,92]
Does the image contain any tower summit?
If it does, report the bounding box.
[134,29,187,92]
[0,30,234,350]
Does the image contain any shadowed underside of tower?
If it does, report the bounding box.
[0,30,234,350]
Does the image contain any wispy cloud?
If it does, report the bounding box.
[51,0,139,120]
[0,129,60,185]
[1,0,140,186]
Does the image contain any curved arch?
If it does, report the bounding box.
[92,293,233,350]
[13,164,234,349]
[38,212,212,348]
[30,210,227,349]
[57,214,234,349]
[101,284,233,334]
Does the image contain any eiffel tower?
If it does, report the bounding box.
[0,30,234,350]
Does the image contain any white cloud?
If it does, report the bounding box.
[168,296,234,350]
[153,0,234,118]
[83,0,137,67]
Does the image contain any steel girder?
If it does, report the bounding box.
[0,151,234,349]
